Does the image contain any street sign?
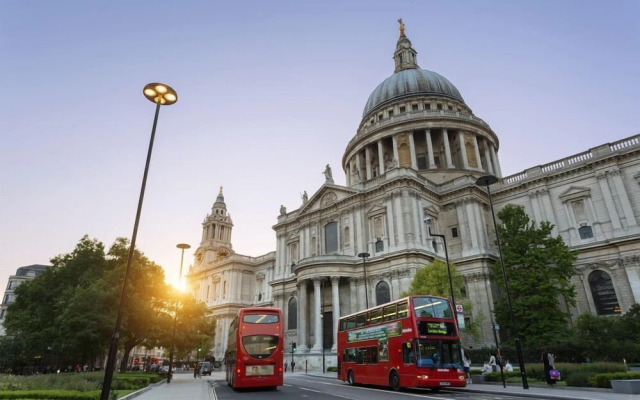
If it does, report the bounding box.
[493,323,500,331]
[455,304,464,313]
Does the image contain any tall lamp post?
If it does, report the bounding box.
[424,218,464,368]
[100,83,177,400]
[167,243,191,384]
[476,174,529,389]
[357,253,370,308]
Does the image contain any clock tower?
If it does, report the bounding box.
[195,186,234,267]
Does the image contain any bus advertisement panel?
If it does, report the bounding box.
[337,295,465,391]
[225,307,284,389]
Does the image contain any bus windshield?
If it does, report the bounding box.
[242,335,279,359]
[416,339,462,368]
[412,296,452,319]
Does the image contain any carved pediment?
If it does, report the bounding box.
[297,186,358,216]
[559,186,591,202]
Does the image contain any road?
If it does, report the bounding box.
[211,373,543,400]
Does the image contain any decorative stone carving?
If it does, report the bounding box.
[622,255,640,266]
[321,192,338,207]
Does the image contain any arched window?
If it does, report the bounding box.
[375,281,391,305]
[288,298,298,330]
[588,270,620,315]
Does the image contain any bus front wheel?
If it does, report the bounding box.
[389,371,401,391]
[347,370,355,386]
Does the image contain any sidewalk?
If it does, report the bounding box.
[119,370,637,400]
[304,371,638,400]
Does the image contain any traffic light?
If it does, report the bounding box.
[292,342,297,353]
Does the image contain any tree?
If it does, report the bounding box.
[4,235,108,371]
[404,259,481,339]
[493,205,577,347]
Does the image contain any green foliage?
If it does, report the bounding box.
[327,366,338,372]
[493,205,577,347]
[403,260,481,339]
[0,389,100,400]
[1,235,215,374]
[588,372,640,388]
[565,371,598,387]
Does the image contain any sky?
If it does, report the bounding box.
[1,0,639,290]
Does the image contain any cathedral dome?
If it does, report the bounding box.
[362,68,465,119]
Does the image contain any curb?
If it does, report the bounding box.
[118,379,166,400]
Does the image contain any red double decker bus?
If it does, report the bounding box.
[225,307,284,389]
[337,295,465,391]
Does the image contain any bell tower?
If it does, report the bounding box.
[194,186,234,266]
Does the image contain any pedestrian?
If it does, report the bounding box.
[504,359,513,372]
[541,346,556,386]
[488,353,497,372]
[482,360,492,375]
[284,361,288,372]
[291,360,296,372]
[462,352,471,383]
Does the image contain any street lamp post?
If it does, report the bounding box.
[167,243,191,384]
[476,174,529,389]
[357,253,370,308]
[100,83,177,400]
[424,218,464,369]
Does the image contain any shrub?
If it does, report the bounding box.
[588,372,640,389]
[326,367,337,372]
[565,371,597,387]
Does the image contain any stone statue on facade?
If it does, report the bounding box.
[279,204,287,215]
[398,18,405,36]
[323,164,334,183]
[301,191,308,204]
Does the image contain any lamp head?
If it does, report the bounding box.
[423,217,433,226]
[143,83,178,105]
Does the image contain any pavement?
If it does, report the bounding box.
[120,369,638,400]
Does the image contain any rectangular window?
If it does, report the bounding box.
[397,301,408,319]
[412,104,418,111]
[325,222,338,253]
[388,110,394,117]
[437,104,443,110]
[356,313,366,327]
[383,304,396,321]
[451,227,459,238]
[417,156,427,170]
[399,106,406,113]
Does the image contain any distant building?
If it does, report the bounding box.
[0,264,50,335]
[187,25,640,367]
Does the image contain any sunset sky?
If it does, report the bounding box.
[2,0,639,289]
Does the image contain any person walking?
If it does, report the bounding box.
[284,361,288,372]
[291,360,296,373]
[488,353,497,372]
[463,353,472,384]
[541,346,556,386]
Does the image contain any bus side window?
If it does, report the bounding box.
[402,342,414,364]
[397,302,408,319]
[356,313,366,327]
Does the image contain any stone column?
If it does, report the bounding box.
[377,141,385,174]
[458,131,469,169]
[611,168,638,227]
[386,195,396,248]
[349,278,359,313]
[472,134,482,170]
[331,276,340,351]
[365,146,372,180]
[408,133,417,169]
[483,138,494,174]
[443,129,454,168]
[426,130,436,168]
[596,172,622,229]
[298,279,309,351]
[489,145,502,177]
[311,278,323,352]
[392,136,400,166]
[394,191,405,246]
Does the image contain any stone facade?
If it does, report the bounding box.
[187,29,640,366]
